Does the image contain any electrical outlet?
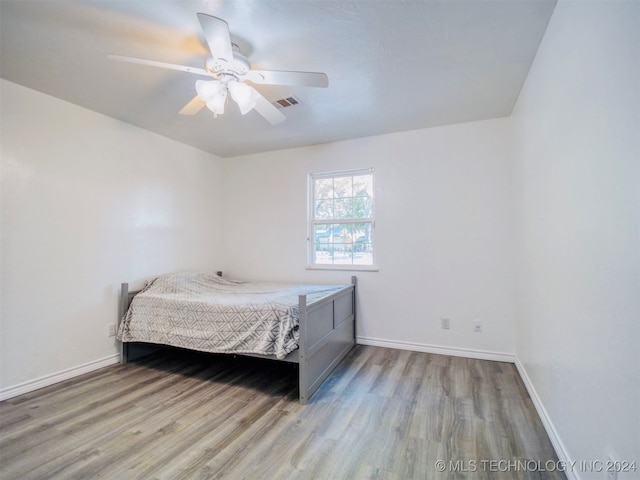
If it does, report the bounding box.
[108,324,116,337]
[473,319,482,333]
[441,317,450,330]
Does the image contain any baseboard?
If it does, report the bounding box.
[0,354,120,402]
[356,336,516,363]
[514,358,578,480]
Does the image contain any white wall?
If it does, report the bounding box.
[221,118,516,358]
[511,1,639,477]
[1,79,224,391]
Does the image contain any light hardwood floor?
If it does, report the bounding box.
[0,346,565,479]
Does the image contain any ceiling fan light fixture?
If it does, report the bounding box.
[228,80,258,115]
[195,79,221,101]
[206,91,227,115]
[196,79,227,115]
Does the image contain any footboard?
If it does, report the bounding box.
[298,276,357,403]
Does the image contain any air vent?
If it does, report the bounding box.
[273,96,301,109]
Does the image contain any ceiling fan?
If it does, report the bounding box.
[108,13,328,125]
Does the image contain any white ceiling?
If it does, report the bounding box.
[0,0,556,158]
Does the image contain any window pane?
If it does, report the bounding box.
[314,246,332,265]
[333,198,352,219]
[331,243,352,264]
[351,223,368,245]
[354,245,373,265]
[353,175,372,197]
[352,196,372,219]
[314,224,331,248]
[315,178,333,199]
[315,199,333,220]
[333,176,352,198]
[343,223,355,244]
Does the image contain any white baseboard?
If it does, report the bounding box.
[357,336,516,363]
[0,354,120,402]
[514,358,578,480]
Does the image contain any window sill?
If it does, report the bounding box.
[306,265,379,272]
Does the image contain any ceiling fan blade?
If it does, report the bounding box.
[252,89,286,125]
[108,54,210,77]
[179,96,206,115]
[197,14,233,63]
[246,70,329,88]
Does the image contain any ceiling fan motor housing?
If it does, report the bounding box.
[205,50,250,80]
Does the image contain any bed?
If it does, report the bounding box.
[117,271,357,404]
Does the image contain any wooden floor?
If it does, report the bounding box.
[0,346,564,480]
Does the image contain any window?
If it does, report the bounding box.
[308,168,375,268]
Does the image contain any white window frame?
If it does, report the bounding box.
[307,167,377,271]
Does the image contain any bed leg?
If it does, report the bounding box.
[351,276,357,343]
[119,283,129,363]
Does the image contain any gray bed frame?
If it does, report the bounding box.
[118,274,357,404]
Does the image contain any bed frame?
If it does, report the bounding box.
[118,274,357,404]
